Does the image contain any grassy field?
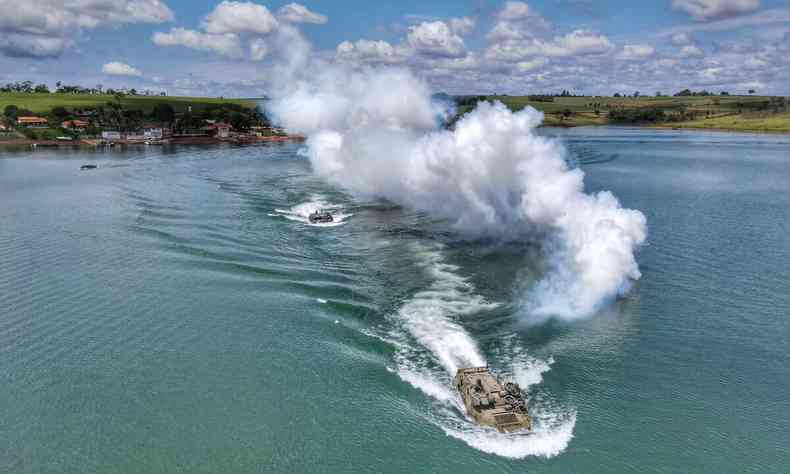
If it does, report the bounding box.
[461,95,790,133]
[3,92,788,134]
[0,92,258,115]
[657,111,790,132]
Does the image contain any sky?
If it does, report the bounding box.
[0,0,788,97]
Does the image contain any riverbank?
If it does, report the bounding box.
[0,134,305,150]
[459,94,790,134]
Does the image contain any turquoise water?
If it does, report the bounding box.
[1,128,789,472]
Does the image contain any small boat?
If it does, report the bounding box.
[80,164,98,170]
[308,210,334,224]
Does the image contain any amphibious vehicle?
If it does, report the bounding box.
[308,210,334,224]
[454,367,531,433]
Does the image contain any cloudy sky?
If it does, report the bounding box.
[1,0,788,97]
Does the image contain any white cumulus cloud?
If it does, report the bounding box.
[152,27,243,58]
[487,30,613,62]
[277,3,328,24]
[407,21,466,58]
[102,61,142,77]
[679,44,704,57]
[486,1,550,42]
[449,17,476,35]
[497,1,533,21]
[153,1,319,59]
[619,44,656,60]
[672,0,761,21]
[336,39,407,64]
[249,38,268,61]
[671,32,692,45]
[515,57,547,72]
[0,0,173,58]
[203,1,278,35]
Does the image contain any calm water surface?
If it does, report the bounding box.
[1,128,789,472]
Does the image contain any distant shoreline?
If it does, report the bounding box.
[0,135,305,150]
[537,122,790,135]
[461,94,790,135]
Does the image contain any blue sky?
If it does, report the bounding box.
[1,0,789,96]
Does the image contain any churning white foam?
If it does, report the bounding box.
[269,62,647,320]
[394,244,496,375]
[442,409,577,459]
[385,244,575,459]
[272,195,352,227]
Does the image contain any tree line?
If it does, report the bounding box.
[3,97,271,141]
[0,80,163,96]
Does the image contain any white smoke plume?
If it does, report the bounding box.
[265,29,647,319]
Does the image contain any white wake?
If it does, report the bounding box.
[384,243,576,459]
[271,194,352,227]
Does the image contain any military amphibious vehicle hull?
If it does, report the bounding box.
[308,211,334,224]
[454,367,531,433]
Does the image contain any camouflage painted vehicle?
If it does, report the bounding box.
[308,210,334,224]
[454,367,531,433]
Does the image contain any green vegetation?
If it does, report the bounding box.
[0,92,256,115]
[453,93,790,133]
[664,112,790,133]
[0,91,266,142]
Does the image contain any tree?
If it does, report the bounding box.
[129,88,137,96]
[151,103,175,123]
[34,84,50,93]
[3,104,18,118]
[52,106,69,118]
[748,89,756,95]
[230,111,251,131]
[613,92,621,97]
[176,111,204,131]
[633,91,640,98]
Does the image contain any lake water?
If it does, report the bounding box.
[1,128,789,473]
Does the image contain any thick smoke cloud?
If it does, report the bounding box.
[266,29,647,319]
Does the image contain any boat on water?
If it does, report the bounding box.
[454,367,531,433]
[308,210,334,224]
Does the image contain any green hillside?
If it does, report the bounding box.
[0,92,258,115]
[457,94,790,133]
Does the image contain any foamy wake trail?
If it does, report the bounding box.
[395,245,495,374]
[271,194,352,227]
[386,243,576,459]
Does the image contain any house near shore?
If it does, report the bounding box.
[142,123,171,140]
[16,116,49,128]
[124,131,146,142]
[203,122,231,138]
[101,130,121,141]
[61,119,89,131]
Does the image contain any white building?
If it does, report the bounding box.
[102,131,121,141]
